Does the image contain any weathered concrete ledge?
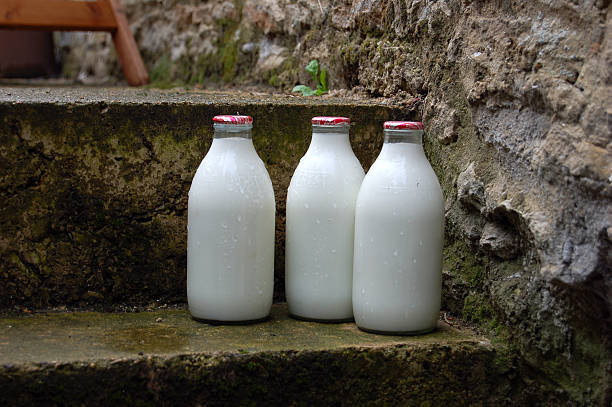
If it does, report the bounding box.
[0,304,519,406]
[0,87,409,309]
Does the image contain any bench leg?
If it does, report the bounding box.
[109,0,149,86]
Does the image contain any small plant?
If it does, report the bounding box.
[292,59,328,96]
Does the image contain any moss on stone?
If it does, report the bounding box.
[0,89,404,310]
[0,305,556,406]
[149,54,176,89]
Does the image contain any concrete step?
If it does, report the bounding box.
[0,87,409,310]
[0,304,514,406]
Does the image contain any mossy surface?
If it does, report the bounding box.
[0,87,406,310]
[0,304,558,406]
[1,82,609,404]
[0,304,473,363]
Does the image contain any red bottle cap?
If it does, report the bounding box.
[213,115,253,125]
[311,116,350,126]
[383,121,424,130]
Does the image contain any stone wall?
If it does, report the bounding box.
[54,0,611,404]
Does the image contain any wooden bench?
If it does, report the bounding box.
[0,0,149,86]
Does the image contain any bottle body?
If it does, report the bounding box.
[353,125,444,334]
[285,120,365,321]
[187,121,275,323]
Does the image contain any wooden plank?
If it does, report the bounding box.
[0,0,117,31]
[109,0,149,86]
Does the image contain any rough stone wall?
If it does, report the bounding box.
[55,0,611,404]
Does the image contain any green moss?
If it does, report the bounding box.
[149,54,175,89]
[141,0,304,90]
[262,57,298,90]
[463,293,494,326]
[221,42,239,82]
[0,95,404,310]
[443,239,485,288]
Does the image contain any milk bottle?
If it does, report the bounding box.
[286,116,365,321]
[187,115,275,323]
[353,121,444,334]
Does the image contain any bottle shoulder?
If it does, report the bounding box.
[293,148,364,177]
[189,150,274,201]
[361,154,442,194]
[288,158,364,194]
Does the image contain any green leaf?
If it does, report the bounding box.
[293,60,329,96]
[319,68,328,92]
[302,88,318,96]
[305,60,319,83]
[292,85,317,96]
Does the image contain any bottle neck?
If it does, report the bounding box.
[213,123,252,139]
[310,125,351,150]
[379,129,425,161]
[383,129,423,144]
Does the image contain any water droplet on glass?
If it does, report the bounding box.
[196,241,201,247]
[304,203,309,209]
[419,240,423,247]
[331,249,337,254]
[237,215,242,222]
[226,265,232,270]
[393,250,398,257]
[316,219,321,224]
[413,258,417,264]
[399,231,405,236]
[392,210,397,216]
[221,223,228,229]
[370,237,375,243]
[361,288,366,295]
[332,202,337,208]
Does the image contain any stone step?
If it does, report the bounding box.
[0,304,513,406]
[0,87,410,310]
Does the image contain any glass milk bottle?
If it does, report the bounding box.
[187,115,275,323]
[286,116,365,321]
[353,121,444,334]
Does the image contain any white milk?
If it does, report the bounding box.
[187,117,275,323]
[285,117,365,321]
[353,122,444,334]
